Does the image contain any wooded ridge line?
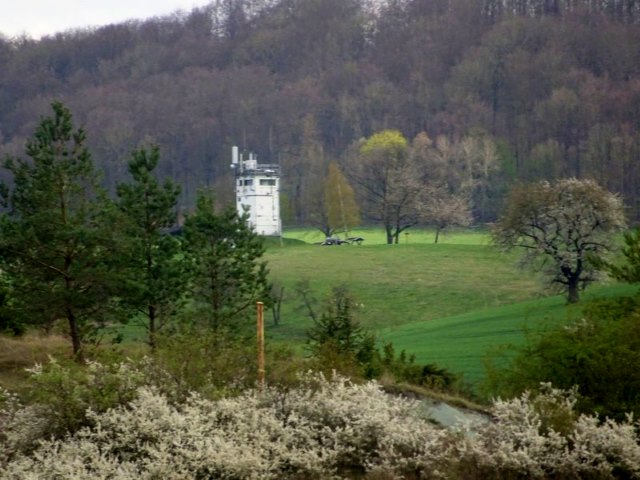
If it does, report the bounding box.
[1,0,639,221]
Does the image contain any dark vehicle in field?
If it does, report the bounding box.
[319,236,364,245]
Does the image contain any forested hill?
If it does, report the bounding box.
[1,0,639,221]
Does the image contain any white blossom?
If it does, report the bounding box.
[2,369,639,479]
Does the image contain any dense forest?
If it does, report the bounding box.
[1,0,640,222]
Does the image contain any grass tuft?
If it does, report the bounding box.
[0,334,69,390]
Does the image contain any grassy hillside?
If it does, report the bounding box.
[264,234,538,341]
[265,227,635,386]
[3,227,631,392]
[379,283,637,387]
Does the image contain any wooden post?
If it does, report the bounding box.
[257,301,265,389]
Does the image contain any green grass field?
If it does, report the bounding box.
[264,242,536,340]
[265,227,636,387]
[378,283,637,387]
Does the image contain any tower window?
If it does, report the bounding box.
[244,179,253,186]
[260,179,276,186]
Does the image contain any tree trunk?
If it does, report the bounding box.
[385,226,394,245]
[272,285,284,326]
[567,279,580,304]
[434,227,441,244]
[148,304,157,350]
[68,308,83,362]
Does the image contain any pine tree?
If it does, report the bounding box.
[0,102,120,359]
[306,286,376,377]
[116,145,185,349]
[306,286,364,356]
[182,191,270,331]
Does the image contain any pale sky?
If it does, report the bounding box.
[0,1,213,39]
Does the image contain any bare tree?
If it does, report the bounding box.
[418,186,472,243]
[352,130,421,244]
[269,281,285,326]
[458,135,501,221]
[410,132,473,241]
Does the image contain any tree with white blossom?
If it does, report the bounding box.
[492,178,625,303]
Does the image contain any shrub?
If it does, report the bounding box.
[458,385,640,479]
[150,329,308,401]
[1,373,454,479]
[3,370,639,478]
[483,296,640,420]
[306,286,458,391]
[380,342,458,390]
[0,358,146,462]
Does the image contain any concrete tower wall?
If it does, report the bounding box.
[232,149,281,236]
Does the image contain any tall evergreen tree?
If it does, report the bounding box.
[116,145,185,349]
[183,191,270,331]
[0,102,119,359]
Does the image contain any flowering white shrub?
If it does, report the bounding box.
[1,384,55,467]
[462,384,640,479]
[254,372,453,476]
[1,373,453,479]
[0,358,147,464]
[2,370,639,479]
[568,415,640,477]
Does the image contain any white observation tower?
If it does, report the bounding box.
[231,146,281,236]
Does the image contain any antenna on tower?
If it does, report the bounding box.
[231,145,239,166]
